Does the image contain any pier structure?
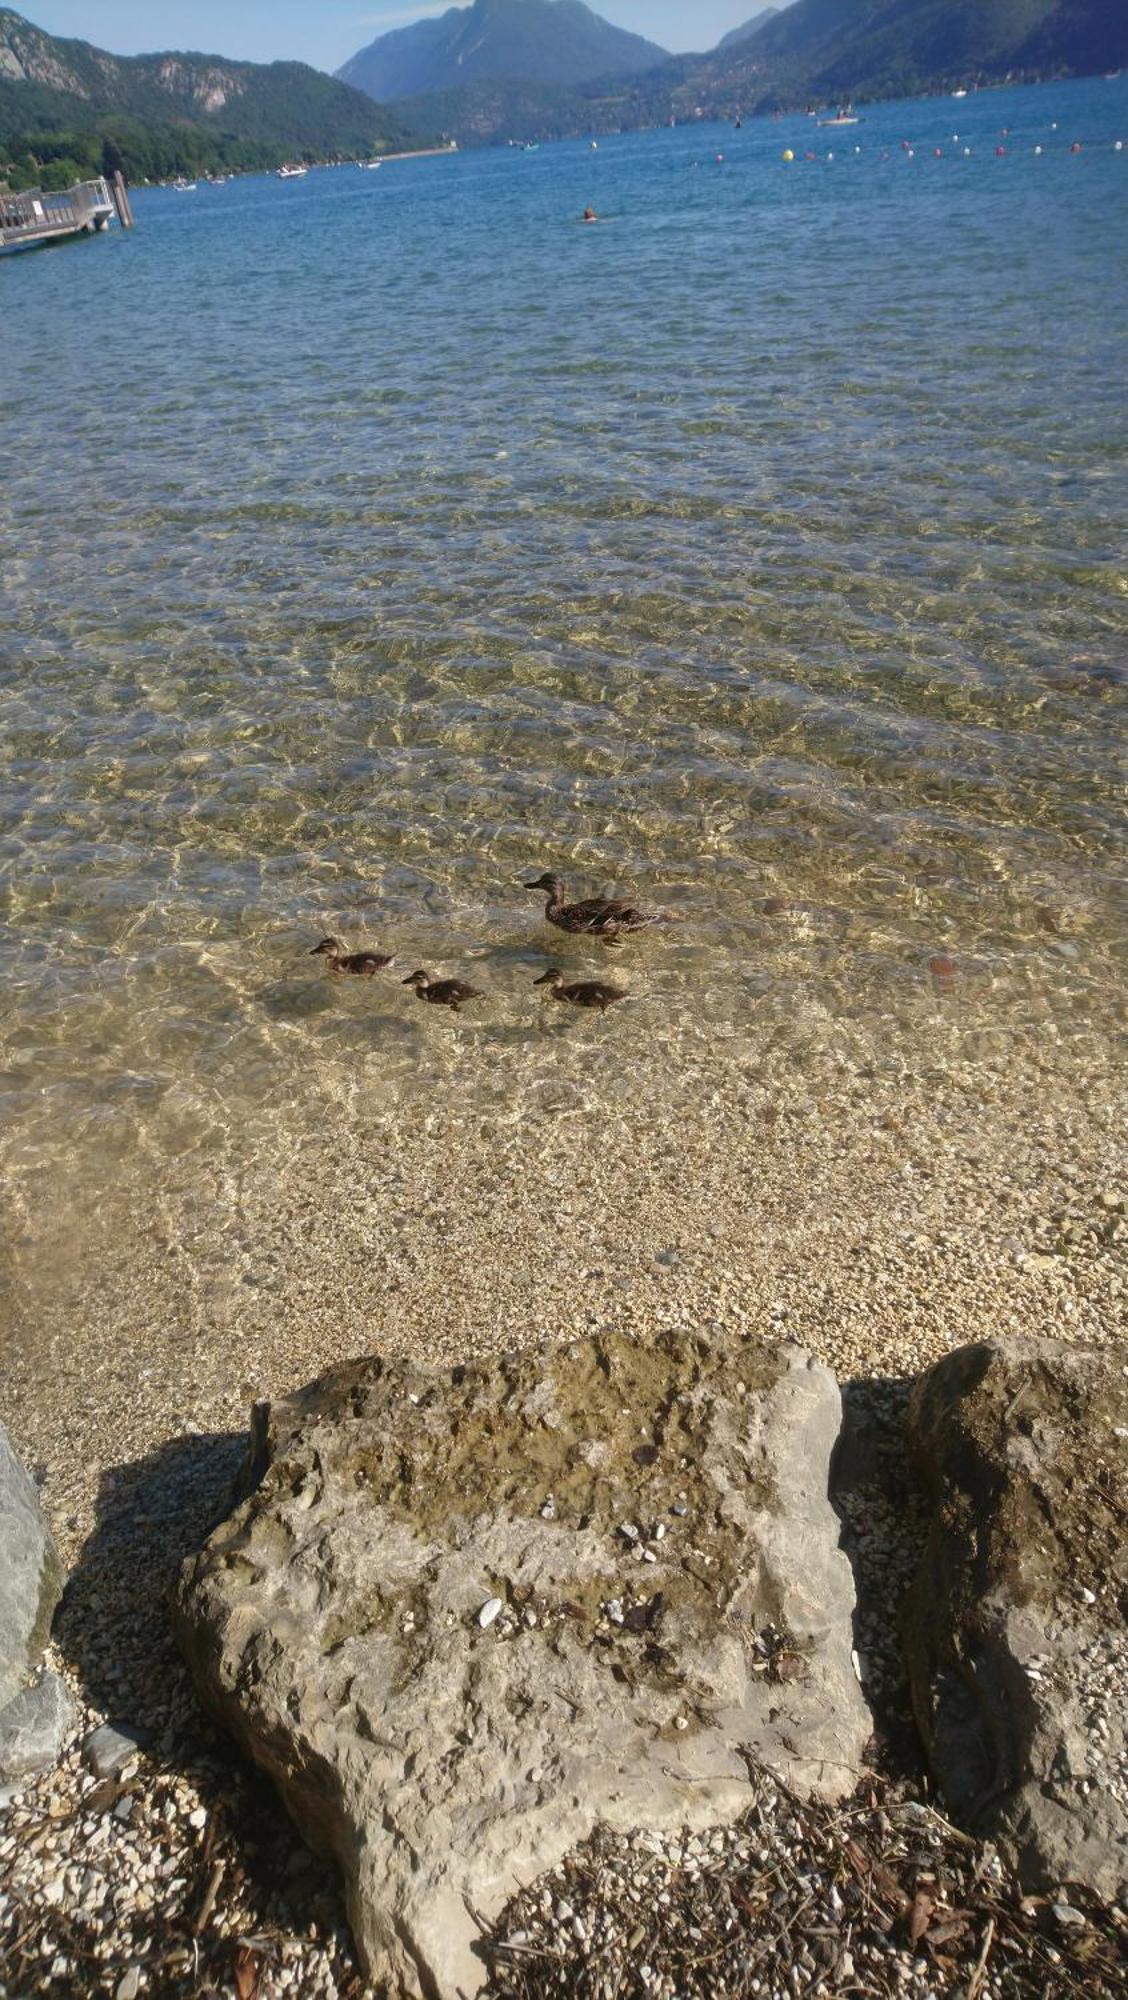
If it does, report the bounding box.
[1,174,133,253]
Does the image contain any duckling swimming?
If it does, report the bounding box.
[534,968,626,1012]
[310,936,394,974]
[524,872,683,940]
[402,969,483,1014]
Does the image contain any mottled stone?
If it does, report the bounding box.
[175,1333,869,1999]
[905,1337,1128,1902]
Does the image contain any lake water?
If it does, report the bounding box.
[2,76,1126,1321]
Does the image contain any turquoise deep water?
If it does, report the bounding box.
[1,76,1126,1281]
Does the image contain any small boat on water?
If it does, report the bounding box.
[359,159,383,169]
[172,178,197,191]
[818,110,858,127]
[277,163,308,180]
[952,89,968,99]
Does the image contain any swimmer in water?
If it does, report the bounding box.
[583,205,598,222]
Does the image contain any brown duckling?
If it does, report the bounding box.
[402,969,483,1014]
[310,936,394,974]
[524,872,683,940]
[534,968,627,1013]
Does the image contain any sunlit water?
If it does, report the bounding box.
[2,77,1126,1296]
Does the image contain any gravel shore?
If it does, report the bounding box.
[1,1016,1124,1998]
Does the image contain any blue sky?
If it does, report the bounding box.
[22,1,791,71]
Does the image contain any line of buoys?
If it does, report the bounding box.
[779,136,1122,163]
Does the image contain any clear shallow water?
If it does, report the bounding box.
[2,77,1126,1263]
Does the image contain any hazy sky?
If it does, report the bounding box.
[22,1,793,71]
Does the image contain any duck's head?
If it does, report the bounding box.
[310,936,342,956]
[525,872,563,897]
[534,967,565,988]
[402,969,430,990]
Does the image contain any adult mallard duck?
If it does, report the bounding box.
[402,970,483,1014]
[534,968,626,1013]
[310,936,394,974]
[524,873,683,939]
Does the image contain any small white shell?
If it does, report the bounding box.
[477,1597,503,1629]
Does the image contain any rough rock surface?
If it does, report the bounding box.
[905,1337,1128,1903]
[0,1670,75,1782]
[175,1333,869,1999]
[0,1419,62,1712]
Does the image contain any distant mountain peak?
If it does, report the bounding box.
[716,8,779,55]
[338,0,669,105]
[381,0,1126,153]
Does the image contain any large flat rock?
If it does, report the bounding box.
[175,1333,868,1999]
[0,1419,62,1714]
[905,1337,1128,1902]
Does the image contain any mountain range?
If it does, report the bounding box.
[369,0,1127,146]
[700,0,1127,105]
[0,6,415,188]
[2,0,1125,194]
[338,0,667,104]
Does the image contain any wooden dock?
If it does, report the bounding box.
[0,175,132,253]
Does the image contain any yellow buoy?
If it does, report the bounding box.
[782,148,795,162]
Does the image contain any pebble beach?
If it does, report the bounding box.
[2,1008,1125,1995]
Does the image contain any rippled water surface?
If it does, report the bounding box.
[2,77,1126,1272]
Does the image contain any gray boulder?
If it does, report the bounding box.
[0,1419,63,1712]
[0,1671,76,1782]
[905,1337,1128,1902]
[175,1333,868,2000]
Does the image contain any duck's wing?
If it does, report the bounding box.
[562,896,641,931]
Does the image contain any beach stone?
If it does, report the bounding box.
[175,1332,868,2000]
[0,1671,76,1780]
[0,1419,63,1712]
[82,1721,151,1779]
[905,1337,1128,1902]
